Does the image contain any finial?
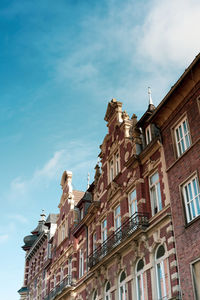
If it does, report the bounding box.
[40,209,46,222]
[148,87,153,105]
[87,172,90,189]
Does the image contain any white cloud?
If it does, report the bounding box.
[7,140,97,202]
[137,0,200,67]
[0,234,9,244]
[7,214,28,224]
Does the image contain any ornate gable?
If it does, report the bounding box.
[104,98,122,123]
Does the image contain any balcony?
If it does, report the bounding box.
[44,275,72,300]
[88,212,149,268]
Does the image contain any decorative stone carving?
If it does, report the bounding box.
[109,140,118,156]
[107,181,120,201]
[94,164,101,185]
[104,98,122,123]
[124,151,130,162]
[126,170,136,188]
[122,110,129,121]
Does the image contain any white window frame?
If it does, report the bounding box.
[129,189,137,217]
[109,152,121,183]
[191,259,200,300]
[114,205,121,230]
[93,290,98,300]
[119,271,127,300]
[174,117,191,157]
[101,219,107,243]
[54,274,56,288]
[182,175,200,223]
[136,259,145,300]
[105,281,111,300]
[79,249,84,278]
[60,266,64,282]
[145,125,152,145]
[149,172,162,216]
[109,159,114,182]
[115,152,120,175]
[155,245,168,300]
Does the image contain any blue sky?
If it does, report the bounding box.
[0,0,200,299]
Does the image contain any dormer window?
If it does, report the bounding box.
[80,207,84,220]
[145,125,152,145]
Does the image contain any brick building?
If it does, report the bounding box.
[18,53,200,300]
[149,53,200,299]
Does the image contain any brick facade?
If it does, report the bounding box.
[18,53,200,300]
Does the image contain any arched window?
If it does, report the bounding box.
[136,259,145,300]
[105,281,111,300]
[119,271,127,300]
[93,289,98,300]
[155,245,169,299]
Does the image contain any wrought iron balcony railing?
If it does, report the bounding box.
[88,212,149,268]
[43,275,72,300]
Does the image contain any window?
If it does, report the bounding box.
[105,281,111,300]
[114,205,121,230]
[115,152,120,175]
[60,266,64,281]
[61,223,65,241]
[110,159,114,182]
[129,189,137,217]
[93,232,97,252]
[192,260,200,299]
[68,257,72,277]
[174,117,191,157]
[34,278,37,288]
[54,274,56,288]
[119,271,127,300]
[93,290,98,300]
[80,207,84,220]
[79,249,84,278]
[155,245,169,300]
[109,152,121,182]
[149,172,162,216]
[145,125,152,145]
[136,259,146,300]
[182,175,200,223]
[101,219,107,243]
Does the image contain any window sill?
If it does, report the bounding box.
[185,214,200,229]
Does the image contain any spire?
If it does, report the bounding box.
[148,87,153,105]
[40,210,46,222]
[148,87,155,112]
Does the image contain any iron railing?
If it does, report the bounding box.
[88,212,149,268]
[43,275,72,300]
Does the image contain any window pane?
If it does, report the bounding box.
[156,245,165,259]
[175,118,191,157]
[120,271,126,282]
[157,182,162,211]
[150,172,159,184]
[193,261,200,299]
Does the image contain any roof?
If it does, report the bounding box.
[73,190,85,205]
[45,213,58,225]
[149,52,200,122]
[76,191,92,208]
